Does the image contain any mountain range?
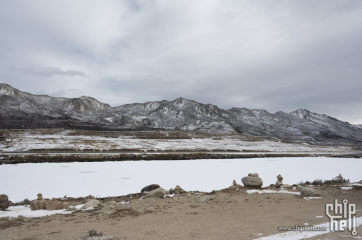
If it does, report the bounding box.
[1,83,361,146]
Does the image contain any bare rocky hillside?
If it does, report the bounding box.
[1,83,361,146]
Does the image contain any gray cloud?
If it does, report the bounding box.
[50,88,82,98]
[1,0,362,124]
[11,67,87,77]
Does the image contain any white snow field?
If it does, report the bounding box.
[1,157,361,203]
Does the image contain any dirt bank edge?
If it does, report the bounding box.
[1,151,362,165]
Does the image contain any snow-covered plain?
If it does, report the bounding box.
[1,157,361,203]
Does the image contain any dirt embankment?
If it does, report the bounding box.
[1,152,362,165]
[1,185,362,240]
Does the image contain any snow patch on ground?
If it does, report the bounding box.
[304,197,322,200]
[247,190,300,195]
[0,204,84,219]
[164,194,175,198]
[103,118,113,123]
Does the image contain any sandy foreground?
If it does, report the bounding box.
[1,185,361,240]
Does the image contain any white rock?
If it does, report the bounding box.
[242,176,263,187]
[81,199,100,209]
[146,188,167,198]
[300,187,316,197]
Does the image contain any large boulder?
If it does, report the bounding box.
[45,200,68,210]
[30,199,47,210]
[146,188,167,198]
[242,173,263,187]
[300,187,316,197]
[141,184,160,193]
[0,194,9,210]
[81,199,101,209]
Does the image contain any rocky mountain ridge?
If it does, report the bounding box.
[1,83,361,145]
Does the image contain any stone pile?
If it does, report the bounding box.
[173,185,185,194]
[30,193,69,211]
[169,185,185,194]
[37,193,43,200]
[241,173,263,188]
[275,174,283,188]
[81,229,103,239]
[30,193,47,210]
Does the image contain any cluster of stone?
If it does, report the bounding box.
[86,229,103,238]
[30,193,69,211]
[173,185,185,194]
[142,184,186,198]
[169,185,185,194]
[275,174,283,187]
[241,173,263,187]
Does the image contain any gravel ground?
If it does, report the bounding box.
[1,185,361,240]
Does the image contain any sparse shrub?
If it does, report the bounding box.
[311,179,323,186]
[296,177,350,186]
[297,181,305,186]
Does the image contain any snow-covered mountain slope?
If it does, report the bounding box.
[0,83,361,145]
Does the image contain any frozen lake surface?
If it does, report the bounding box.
[1,157,361,202]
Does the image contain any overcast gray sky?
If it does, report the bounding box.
[1,0,361,124]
